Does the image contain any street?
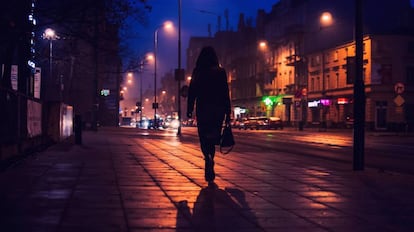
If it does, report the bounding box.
[199,127,414,175]
[180,126,414,175]
[0,127,413,231]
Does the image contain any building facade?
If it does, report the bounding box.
[184,0,414,131]
[306,35,414,130]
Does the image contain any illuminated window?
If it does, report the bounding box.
[336,73,339,88]
[310,78,315,91]
[334,51,339,62]
[326,75,330,90]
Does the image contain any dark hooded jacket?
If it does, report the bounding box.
[187,46,231,139]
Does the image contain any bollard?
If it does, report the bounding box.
[298,121,304,131]
[75,114,82,145]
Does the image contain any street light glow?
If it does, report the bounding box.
[163,21,174,30]
[146,54,154,61]
[259,41,267,49]
[43,28,59,40]
[320,12,333,27]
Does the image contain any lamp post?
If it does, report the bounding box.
[138,55,150,127]
[176,0,183,136]
[353,0,365,170]
[42,28,60,100]
[319,12,333,131]
[317,7,365,170]
[153,21,173,129]
[139,63,143,127]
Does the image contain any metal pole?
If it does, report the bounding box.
[140,63,143,127]
[321,50,326,131]
[59,74,63,102]
[353,0,365,170]
[49,40,53,87]
[177,0,182,136]
[154,29,158,129]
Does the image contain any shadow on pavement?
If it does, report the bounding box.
[176,184,261,231]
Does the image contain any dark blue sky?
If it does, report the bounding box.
[122,1,277,84]
[121,0,278,106]
[120,0,414,110]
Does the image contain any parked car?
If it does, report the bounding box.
[267,117,283,130]
[238,117,283,130]
[234,118,248,130]
[241,117,268,130]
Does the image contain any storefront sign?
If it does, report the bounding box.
[337,98,349,104]
[320,99,331,106]
[308,100,320,108]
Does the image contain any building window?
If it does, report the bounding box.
[316,77,320,91]
[324,52,329,64]
[326,75,330,90]
[336,73,339,89]
[334,50,338,62]
[310,56,318,67]
[407,66,414,84]
[311,78,315,91]
[363,67,367,82]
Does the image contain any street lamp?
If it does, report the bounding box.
[314,8,365,169]
[320,12,334,27]
[176,0,183,136]
[353,0,365,170]
[42,28,60,100]
[319,12,334,131]
[137,54,152,128]
[153,21,173,129]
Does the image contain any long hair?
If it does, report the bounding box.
[195,46,219,69]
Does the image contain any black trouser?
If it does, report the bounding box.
[198,124,220,181]
[200,138,215,159]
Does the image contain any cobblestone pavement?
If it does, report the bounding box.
[0,127,413,232]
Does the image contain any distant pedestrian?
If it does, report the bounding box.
[187,46,231,186]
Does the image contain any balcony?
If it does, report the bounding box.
[285,54,304,66]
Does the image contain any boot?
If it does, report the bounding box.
[205,154,215,182]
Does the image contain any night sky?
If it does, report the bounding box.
[121,0,414,102]
[121,0,277,94]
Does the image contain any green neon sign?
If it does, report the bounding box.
[263,97,273,106]
[262,95,283,106]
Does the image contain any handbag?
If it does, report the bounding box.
[220,122,235,154]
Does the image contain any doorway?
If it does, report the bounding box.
[375,101,387,129]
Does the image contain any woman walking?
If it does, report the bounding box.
[187,46,231,185]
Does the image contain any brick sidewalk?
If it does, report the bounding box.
[0,127,413,231]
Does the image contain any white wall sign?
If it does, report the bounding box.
[34,67,41,98]
[11,65,18,91]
